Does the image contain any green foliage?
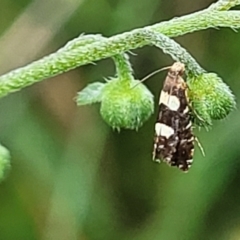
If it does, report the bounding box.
[0,145,10,182]
[100,78,154,130]
[1,0,240,239]
[188,73,236,126]
[76,82,105,105]
[76,77,154,130]
[76,53,153,129]
[0,0,238,130]
[1,3,240,98]
[76,31,236,129]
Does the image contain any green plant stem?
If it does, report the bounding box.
[150,11,240,36]
[62,34,134,81]
[143,30,204,75]
[67,32,204,78]
[113,54,134,81]
[0,7,239,97]
[209,0,240,11]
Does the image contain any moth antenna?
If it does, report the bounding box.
[132,66,171,88]
[195,137,205,157]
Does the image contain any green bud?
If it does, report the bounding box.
[100,78,154,130]
[188,73,236,126]
[0,145,11,182]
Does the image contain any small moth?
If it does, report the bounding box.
[152,62,195,172]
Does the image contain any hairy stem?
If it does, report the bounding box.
[208,0,240,11]
[0,4,239,98]
[143,30,204,75]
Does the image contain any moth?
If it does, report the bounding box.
[152,62,195,172]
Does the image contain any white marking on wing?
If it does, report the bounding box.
[168,95,180,111]
[159,91,169,105]
[159,91,180,111]
[155,123,174,138]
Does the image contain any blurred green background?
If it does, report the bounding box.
[0,0,240,239]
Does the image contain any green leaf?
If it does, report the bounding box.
[76,82,105,105]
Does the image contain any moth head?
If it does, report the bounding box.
[169,62,185,76]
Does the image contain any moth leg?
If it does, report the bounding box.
[195,137,205,156]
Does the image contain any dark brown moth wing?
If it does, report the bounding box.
[170,110,195,171]
[153,103,179,164]
[171,123,194,171]
[170,85,195,171]
[152,62,195,172]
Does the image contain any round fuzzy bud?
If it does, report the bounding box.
[188,73,236,126]
[100,78,154,130]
